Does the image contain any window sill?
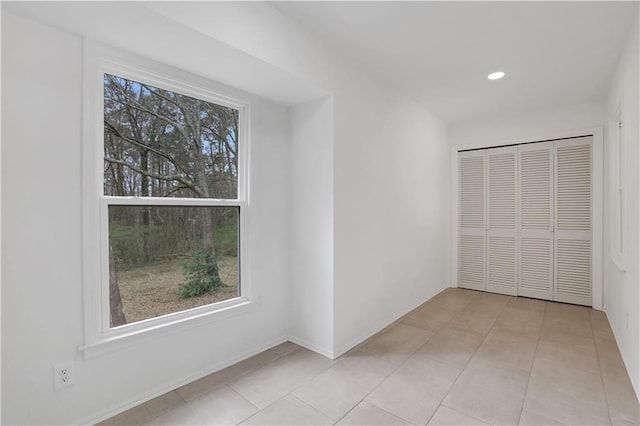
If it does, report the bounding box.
[79,299,259,359]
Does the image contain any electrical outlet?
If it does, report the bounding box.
[53,363,74,390]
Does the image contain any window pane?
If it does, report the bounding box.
[104,74,239,199]
[108,205,239,328]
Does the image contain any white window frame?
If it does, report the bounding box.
[609,102,625,272]
[80,42,253,359]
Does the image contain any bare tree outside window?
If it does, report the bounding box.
[103,74,240,327]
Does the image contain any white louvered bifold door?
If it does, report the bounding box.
[458,150,486,291]
[554,137,592,306]
[486,147,517,296]
[518,142,554,300]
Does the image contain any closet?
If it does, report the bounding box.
[457,136,592,306]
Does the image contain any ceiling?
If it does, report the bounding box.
[271,1,638,124]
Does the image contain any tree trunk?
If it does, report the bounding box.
[202,208,220,279]
[109,244,127,327]
[140,148,150,263]
[192,104,222,284]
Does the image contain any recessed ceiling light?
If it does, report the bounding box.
[488,71,505,80]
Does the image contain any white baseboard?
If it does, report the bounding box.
[603,310,640,404]
[287,335,335,359]
[332,285,446,357]
[79,335,288,425]
[79,286,449,424]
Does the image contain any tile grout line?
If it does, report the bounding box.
[174,389,189,404]
[284,394,337,425]
[226,345,336,425]
[140,392,187,426]
[337,400,411,426]
[145,292,542,426]
[428,293,539,425]
[516,300,547,425]
[336,290,480,426]
[260,343,377,425]
[274,350,337,402]
[146,349,288,426]
[149,345,291,424]
[331,325,438,425]
[227,385,262,426]
[219,348,290,401]
[591,310,615,426]
[249,292,458,425]
[433,404,489,426]
[111,295,615,426]
[422,291,481,425]
[162,345,299,425]
[423,291,508,425]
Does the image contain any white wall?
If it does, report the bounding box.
[144,2,451,355]
[1,12,291,425]
[332,84,450,354]
[449,100,605,147]
[604,19,640,398]
[2,2,451,423]
[288,97,335,356]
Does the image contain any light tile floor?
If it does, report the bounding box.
[99,289,640,425]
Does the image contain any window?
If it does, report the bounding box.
[82,44,251,357]
[609,104,625,271]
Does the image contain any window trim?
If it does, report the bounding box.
[81,42,253,359]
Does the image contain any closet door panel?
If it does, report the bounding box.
[458,151,486,291]
[487,234,516,294]
[554,137,592,306]
[520,236,553,298]
[459,233,485,291]
[486,147,517,296]
[518,142,554,300]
